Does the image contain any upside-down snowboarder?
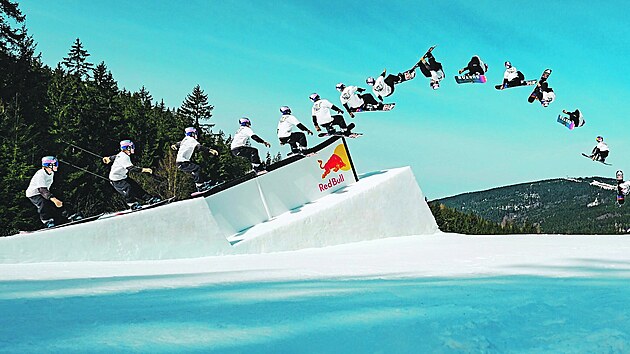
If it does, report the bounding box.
[416,46,445,90]
[458,55,488,76]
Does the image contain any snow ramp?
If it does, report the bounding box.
[0,137,437,263]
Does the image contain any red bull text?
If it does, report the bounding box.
[319,173,345,192]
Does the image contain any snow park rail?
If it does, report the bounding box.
[0,137,438,263]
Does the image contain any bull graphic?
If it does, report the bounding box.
[318,154,346,179]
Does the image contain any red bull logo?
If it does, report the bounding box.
[317,144,352,179]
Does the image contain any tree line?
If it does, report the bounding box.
[0,1,282,235]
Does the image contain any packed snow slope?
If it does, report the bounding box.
[0,166,437,263]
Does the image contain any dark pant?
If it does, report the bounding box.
[110,178,152,206]
[177,161,206,184]
[321,115,351,134]
[232,146,262,167]
[592,149,609,162]
[419,53,443,77]
[279,132,307,153]
[28,195,59,225]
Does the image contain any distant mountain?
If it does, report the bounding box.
[434,177,630,234]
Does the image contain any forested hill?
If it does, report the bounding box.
[434,177,630,234]
[0,1,281,235]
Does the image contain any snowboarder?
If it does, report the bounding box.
[616,170,629,205]
[336,83,384,118]
[277,106,313,156]
[102,140,161,210]
[365,64,418,101]
[499,61,527,89]
[458,55,488,76]
[25,156,83,228]
[532,80,555,107]
[416,46,445,90]
[589,136,609,162]
[309,93,355,136]
[561,109,585,128]
[170,127,219,192]
[230,117,271,174]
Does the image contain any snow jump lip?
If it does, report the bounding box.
[0,137,438,263]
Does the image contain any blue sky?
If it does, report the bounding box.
[19,0,630,198]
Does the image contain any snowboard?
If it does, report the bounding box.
[190,181,224,198]
[557,115,575,130]
[528,69,552,103]
[318,132,363,138]
[617,170,625,206]
[495,80,537,90]
[454,74,487,84]
[19,213,106,234]
[355,103,395,112]
[317,123,359,138]
[582,153,612,166]
[100,197,176,219]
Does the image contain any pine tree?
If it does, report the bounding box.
[178,84,214,132]
[62,38,93,79]
[0,0,25,54]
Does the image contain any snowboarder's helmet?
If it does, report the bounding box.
[120,140,135,153]
[239,117,251,126]
[41,156,58,168]
[280,106,291,115]
[430,80,440,90]
[335,82,345,91]
[185,127,197,137]
[309,93,320,102]
[596,136,604,142]
[366,77,375,86]
[504,61,512,68]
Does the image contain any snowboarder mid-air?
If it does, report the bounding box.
[416,46,445,90]
[25,156,83,228]
[103,140,161,210]
[562,109,585,128]
[458,55,488,75]
[230,117,271,174]
[500,61,526,88]
[277,106,313,156]
[170,127,219,192]
[366,62,419,101]
[336,83,384,118]
[310,93,355,136]
[590,136,609,162]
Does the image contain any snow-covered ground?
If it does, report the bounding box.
[2,168,630,352]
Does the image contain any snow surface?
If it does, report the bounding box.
[2,167,630,352]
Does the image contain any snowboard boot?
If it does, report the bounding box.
[129,202,143,210]
[45,220,55,228]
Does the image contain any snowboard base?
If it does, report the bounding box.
[355,103,395,112]
[495,80,537,90]
[454,74,487,84]
[557,115,575,130]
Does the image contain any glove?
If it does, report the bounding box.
[315,126,321,132]
[307,130,313,135]
[209,149,219,156]
[51,197,63,208]
[264,142,271,148]
[170,144,178,151]
[349,112,355,119]
[141,168,153,174]
[102,156,111,164]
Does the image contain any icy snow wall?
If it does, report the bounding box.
[0,137,438,263]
